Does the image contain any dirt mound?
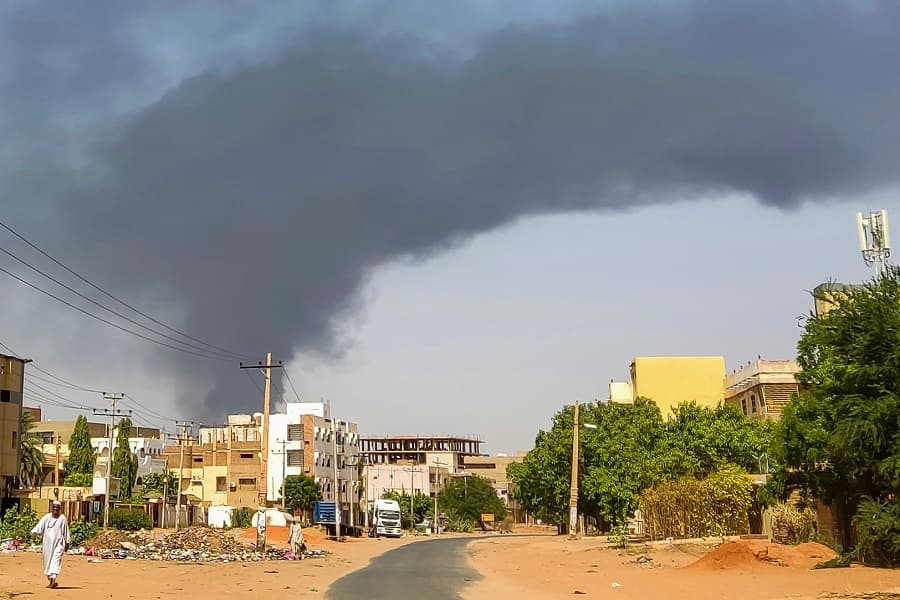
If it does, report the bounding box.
[162,527,251,554]
[689,541,766,571]
[689,540,839,571]
[86,529,153,550]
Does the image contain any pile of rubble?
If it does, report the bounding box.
[82,527,324,563]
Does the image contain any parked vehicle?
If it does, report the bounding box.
[370,499,402,538]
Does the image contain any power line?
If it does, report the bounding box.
[0,264,234,361]
[0,218,252,360]
[27,372,105,393]
[121,393,181,423]
[0,245,243,361]
[244,369,264,394]
[283,369,302,403]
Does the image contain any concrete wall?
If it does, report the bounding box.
[631,356,726,417]
[0,355,26,483]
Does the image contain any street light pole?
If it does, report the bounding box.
[568,401,580,539]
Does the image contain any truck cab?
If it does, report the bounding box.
[371,498,403,538]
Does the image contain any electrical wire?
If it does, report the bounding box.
[283,369,302,403]
[0,245,244,361]
[0,264,234,361]
[0,217,252,360]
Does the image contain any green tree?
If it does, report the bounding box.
[140,471,177,495]
[18,409,44,488]
[283,474,322,513]
[111,418,138,498]
[64,415,96,485]
[438,475,507,524]
[771,269,900,554]
[381,490,431,528]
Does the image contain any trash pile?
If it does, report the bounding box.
[81,527,328,563]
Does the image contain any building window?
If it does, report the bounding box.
[0,390,10,403]
[193,457,203,463]
[216,477,227,492]
[287,424,303,441]
[240,453,254,459]
[287,450,303,467]
[238,477,256,487]
[41,433,54,445]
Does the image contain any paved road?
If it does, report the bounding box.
[326,537,480,600]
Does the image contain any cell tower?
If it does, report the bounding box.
[857,209,891,276]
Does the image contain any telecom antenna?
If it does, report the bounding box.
[857,209,891,276]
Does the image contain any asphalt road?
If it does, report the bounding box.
[326,537,480,600]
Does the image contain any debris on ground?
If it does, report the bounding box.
[629,554,660,568]
[80,527,329,563]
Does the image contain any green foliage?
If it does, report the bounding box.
[382,490,432,528]
[63,472,94,487]
[509,399,772,530]
[608,524,629,549]
[772,269,900,557]
[140,471,177,495]
[111,419,138,498]
[0,505,38,542]
[283,474,322,512]
[438,475,507,524]
[66,415,96,479]
[446,516,473,533]
[232,507,253,529]
[18,410,44,488]
[814,554,852,569]
[853,498,900,566]
[639,463,753,539]
[109,507,152,531]
[770,502,816,545]
[69,519,99,547]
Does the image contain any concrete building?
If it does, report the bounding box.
[608,356,726,417]
[0,354,29,500]
[724,359,801,421]
[359,435,483,473]
[364,463,450,501]
[812,283,863,318]
[461,453,529,521]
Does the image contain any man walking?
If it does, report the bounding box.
[30,500,70,588]
[288,516,305,559]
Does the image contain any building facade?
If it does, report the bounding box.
[1,354,28,499]
[724,359,801,420]
[359,435,482,473]
[608,356,726,417]
[461,453,528,521]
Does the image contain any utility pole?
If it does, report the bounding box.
[53,432,61,489]
[161,455,169,529]
[276,438,288,509]
[94,393,128,529]
[568,401,580,540]
[239,354,283,505]
[174,422,193,529]
[332,417,341,539]
[432,458,448,534]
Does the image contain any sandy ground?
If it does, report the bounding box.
[0,527,414,600]
[464,536,900,600]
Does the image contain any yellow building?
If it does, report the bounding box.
[1,353,29,497]
[611,356,726,417]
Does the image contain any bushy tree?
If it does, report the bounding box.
[140,471,177,495]
[438,475,506,524]
[283,474,322,512]
[771,268,900,557]
[382,490,432,528]
[64,415,96,485]
[111,418,138,498]
[18,409,43,488]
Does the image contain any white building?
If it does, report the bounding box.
[91,433,167,495]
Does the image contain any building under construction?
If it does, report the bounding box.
[359,435,483,473]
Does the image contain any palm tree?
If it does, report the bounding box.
[19,409,44,488]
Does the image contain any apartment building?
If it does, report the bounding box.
[0,354,28,499]
[359,435,482,473]
[724,359,801,420]
[608,356,726,417]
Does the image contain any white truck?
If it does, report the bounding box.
[371,498,403,538]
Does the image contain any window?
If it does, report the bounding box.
[0,390,10,403]
[193,457,203,463]
[216,477,227,492]
[287,424,303,441]
[287,450,303,467]
[240,453,254,459]
[41,433,54,445]
[12,431,17,449]
[238,477,256,487]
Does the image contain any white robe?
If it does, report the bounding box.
[30,513,70,577]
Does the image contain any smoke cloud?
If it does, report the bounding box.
[5,1,900,419]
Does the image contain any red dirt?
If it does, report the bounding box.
[688,540,838,571]
[689,541,765,571]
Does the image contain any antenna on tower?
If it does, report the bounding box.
[857,209,891,277]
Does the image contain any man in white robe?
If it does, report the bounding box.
[288,517,305,559]
[30,500,70,588]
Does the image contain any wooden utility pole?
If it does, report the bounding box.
[94,393,128,529]
[432,458,448,534]
[239,354,283,505]
[276,438,288,509]
[568,401,580,539]
[174,422,193,529]
[53,432,61,488]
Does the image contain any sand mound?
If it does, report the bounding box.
[689,540,839,571]
[689,541,765,571]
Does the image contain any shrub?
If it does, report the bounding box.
[69,519,99,547]
[232,507,252,529]
[447,516,474,533]
[854,499,900,567]
[109,508,152,531]
[608,524,629,549]
[770,502,816,545]
[0,505,38,543]
[639,463,753,540]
